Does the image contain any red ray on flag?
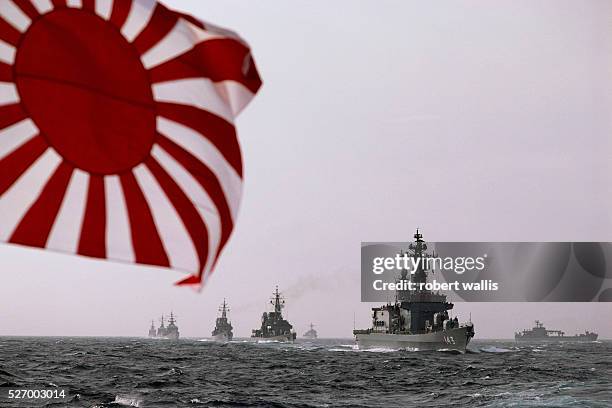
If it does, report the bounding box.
[0,0,261,286]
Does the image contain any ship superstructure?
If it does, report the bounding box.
[515,320,597,342]
[354,230,475,352]
[251,286,297,342]
[212,299,233,341]
[148,312,180,340]
[303,323,318,339]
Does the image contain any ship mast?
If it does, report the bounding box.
[409,229,426,285]
[408,228,437,289]
[270,285,285,314]
[219,298,230,319]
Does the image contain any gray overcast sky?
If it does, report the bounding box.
[1,0,611,339]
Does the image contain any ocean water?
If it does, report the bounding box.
[0,337,610,407]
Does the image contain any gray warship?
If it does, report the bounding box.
[354,230,475,352]
[303,323,318,339]
[251,286,297,342]
[212,299,233,341]
[515,320,598,342]
[148,312,180,340]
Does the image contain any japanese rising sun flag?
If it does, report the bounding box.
[0,0,261,286]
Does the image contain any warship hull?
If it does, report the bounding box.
[355,326,473,353]
[515,334,598,342]
[157,333,179,340]
[251,334,296,343]
[212,334,232,342]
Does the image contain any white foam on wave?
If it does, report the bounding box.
[480,346,516,353]
[113,395,143,407]
[436,348,462,353]
[363,347,400,353]
[329,345,420,353]
[329,344,359,352]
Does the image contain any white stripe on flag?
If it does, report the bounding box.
[0,1,31,32]
[46,169,88,252]
[0,148,62,240]
[104,175,135,263]
[214,80,256,117]
[95,0,113,20]
[151,144,222,279]
[153,78,234,124]
[151,145,218,216]
[0,82,19,106]
[140,19,220,69]
[0,119,38,161]
[66,0,82,8]
[133,164,199,273]
[121,0,156,42]
[156,116,242,221]
[0,40,15,65]
[30,0,53,14]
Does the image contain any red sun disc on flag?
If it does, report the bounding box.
[0,0,262,286]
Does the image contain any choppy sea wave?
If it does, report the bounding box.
[0,337,610,407]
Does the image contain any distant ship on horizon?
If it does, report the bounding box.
[212,299,233,341]
[515,320,597,342]
[303,323,318,339]
[251,286,296,343]
[148,312,180,340]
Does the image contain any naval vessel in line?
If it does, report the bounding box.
[354,230,475,352]
[212,299,233,341]
[251,286,297,342]
[515,320,598,342]
[148,312,180,340]
[303,323,318,339]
